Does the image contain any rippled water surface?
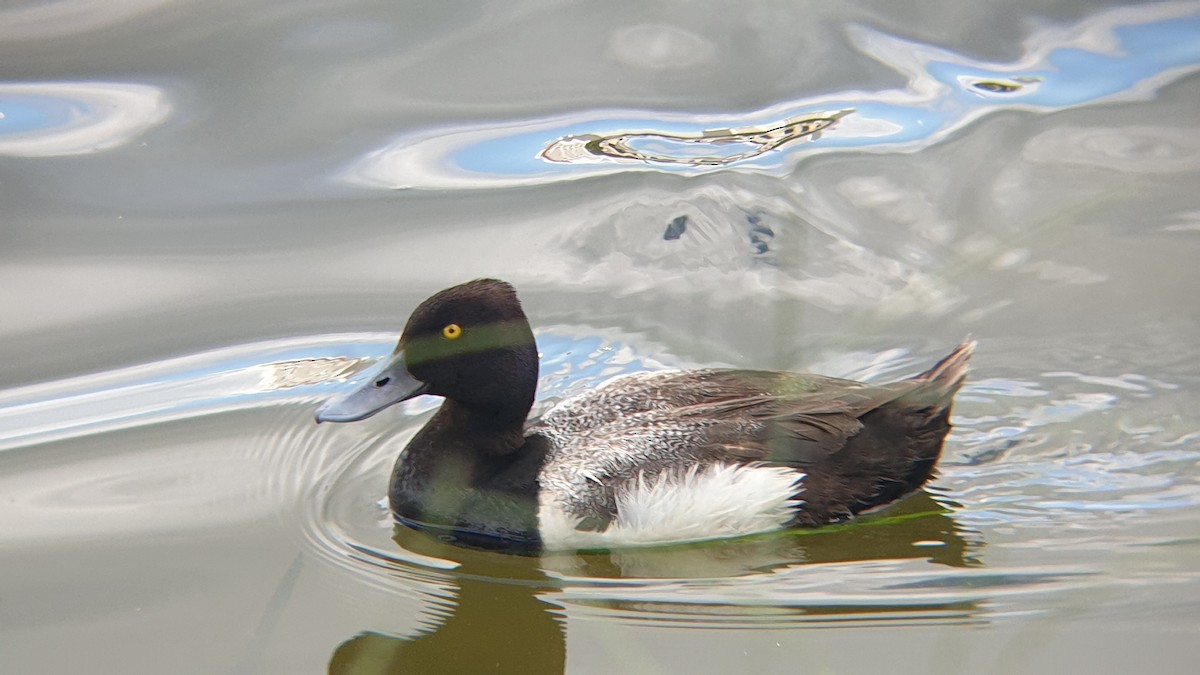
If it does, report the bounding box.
[2,1,1199,673]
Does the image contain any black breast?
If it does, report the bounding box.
[389,428,551,552]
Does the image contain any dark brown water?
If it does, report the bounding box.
[2,1,1199,673]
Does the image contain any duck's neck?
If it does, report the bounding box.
[389,397,544,543]
[389,339,541,536]
[436,398,530,456]
[437,341,539,451]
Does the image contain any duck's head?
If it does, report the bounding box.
[316,279,538,424]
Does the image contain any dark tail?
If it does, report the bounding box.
[911,338,976,404]
[791,339,977,525]
[856,338,976,511]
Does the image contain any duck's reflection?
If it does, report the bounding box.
[549,492,979,580]
[328,492,979,674]
[328,541,566,674]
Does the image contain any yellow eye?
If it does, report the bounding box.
[441,323,463,340]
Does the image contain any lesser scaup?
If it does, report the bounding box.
[316,279,974,551]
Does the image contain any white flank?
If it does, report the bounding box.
[539,464,805,550]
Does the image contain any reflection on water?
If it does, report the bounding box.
[0,334,382,452]
[345,2,1200,188]
[330,571,565,673]
[540,109,852,167]
[325,493,984,673]
[0,82,169,157]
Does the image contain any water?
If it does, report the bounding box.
[2,1,1199,673]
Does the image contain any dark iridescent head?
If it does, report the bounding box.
[316,279,538,424]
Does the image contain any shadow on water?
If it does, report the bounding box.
[328,491,979,674]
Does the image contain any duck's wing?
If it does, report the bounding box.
[683,392,869,464]
[538,341,974,529]
[532,372,868,527]
[534,368,864,434]
[688,342,974,523]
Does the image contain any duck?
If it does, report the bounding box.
[316,278,975,552]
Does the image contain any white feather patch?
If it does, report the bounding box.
[538,464,805,549]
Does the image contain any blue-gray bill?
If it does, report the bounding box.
[315,350,428,423]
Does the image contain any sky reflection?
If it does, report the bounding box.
[345,1,1200,189]
[0,81,169,157]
